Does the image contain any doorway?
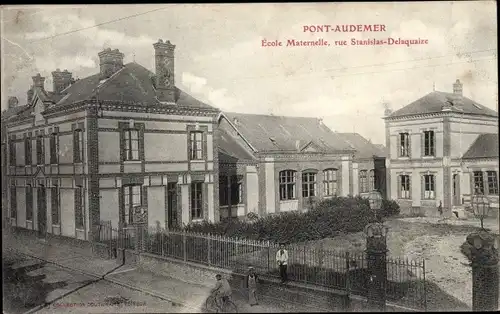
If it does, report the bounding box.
[452,173,461,206]
[37,187,47,235]
[167,183,178,229]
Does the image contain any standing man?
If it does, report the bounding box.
[276,243,289,284]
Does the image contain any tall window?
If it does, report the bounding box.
[219,176,229,206]
[10,187,17,219]
[400,175,411,199]
[24,137,32,165]
[399,133,410,157]
[279,170,296,200]
[369,169,375,191]
[230,175,243,205]
[323,169,338,196]
[359,170,368,193]
[51,186,60,225]
[302,171,317,198]
[36,135,44,165]
[123,129,139,161]
[50,132,59,164]
[26,185,33,221]
[189,132,204,160]
[191,182,203,219]
[487,171,498,195]
[75,186,84,229]
[73,129,84,163]
[423,131,435,156]
[423,174,435,199]
[473,171,484,194]
[123,185,142,225]
[9,139,16,166]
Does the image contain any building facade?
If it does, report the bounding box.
[384,79,499,217]
[217,113,387,219]
[4,40,220,241]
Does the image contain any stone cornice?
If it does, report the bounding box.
[384,111,498,122]
[42,100,220,118]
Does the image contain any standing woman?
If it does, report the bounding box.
[246,267,259,306]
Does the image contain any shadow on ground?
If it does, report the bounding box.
[2,256,69,313]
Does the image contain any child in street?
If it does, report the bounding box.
[246,267,259,306]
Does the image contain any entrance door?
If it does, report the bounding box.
[452,174,461,206]
[37,187,47,235]
[167,183,178,229]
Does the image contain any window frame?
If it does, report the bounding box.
[369,169,375,191]
[10,186,17,219]
[399,132,410,157]
[9,138,16,166]
[359,170,368,193]
[191,181,204,219]
[323,168,338,197]
[486,171,498,195]
[75,186,84,229]
[473,171,485,194]
[50,132,59,164]
[36,135,44,165]
[73,129,84,163]
[423,130,435,157]
[423,174,435,200]
[302,171,317,198]
[51,185,60,225]
[230,175,244,206]
[26,184,33,221]
[189,131,204,161]
[122,185,142,226]
[123,128,140,161]
[24,137,32,166]
[279,170,297,201]
[400,175,411,199]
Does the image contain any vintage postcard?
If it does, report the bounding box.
[1,2,498,313]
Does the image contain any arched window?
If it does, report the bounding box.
[279,170,296,200]
[302,170,318,198]
[323,168,338,196]
[369,169,375,191]
[359,170,368,193]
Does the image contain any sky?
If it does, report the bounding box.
[1,2,497,144]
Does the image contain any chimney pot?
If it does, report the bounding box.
[153,40,176,103]
[98,48,124,79]
[8,97,19,109]
[27,86,34,104]
[453,79,463,96]
[32,74,46,90]
[52,69,73,94]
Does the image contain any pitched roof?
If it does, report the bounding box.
[222,112,355,153]
[388,91,498,118]
[1,105,29,122]
[462,133,499,159]
[337,133,387,158]
[55,62,216,109]
[218,127,256,162]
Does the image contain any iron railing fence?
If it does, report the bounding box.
[141,227,427,310]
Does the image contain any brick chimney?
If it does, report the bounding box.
[453,79,463,96]
[8,97,19,109]
[32,73,46,90]
[98,48,124,80]
[52,69,73,93]
[153,39,176,103]
[27,86,34,104]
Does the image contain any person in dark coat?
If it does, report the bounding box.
[245,267,259,306]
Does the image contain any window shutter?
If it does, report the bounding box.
[408,175,412,199]
[73,131,78,163]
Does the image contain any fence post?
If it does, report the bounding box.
[365,223,388,312]
[303,245,307,283]
[466,231,499,312]
[267,241,271,273]
[183,231,187,262]
[207,234,212,266]
[344,251,352,311]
